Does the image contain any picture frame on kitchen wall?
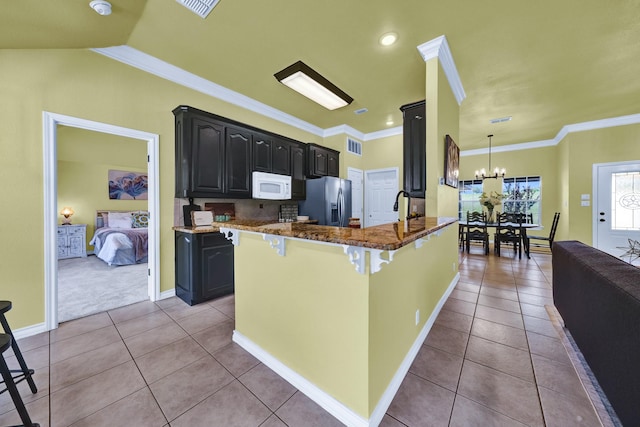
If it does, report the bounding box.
[444,135,460,188]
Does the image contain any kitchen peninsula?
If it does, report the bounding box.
[192,216,459,426]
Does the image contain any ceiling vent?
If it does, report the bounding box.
[354,108,368,115]
[176,0,220,18]
[347,138,362,156]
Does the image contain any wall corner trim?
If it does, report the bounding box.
[416,35,466,105]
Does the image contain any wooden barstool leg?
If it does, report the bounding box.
[0,315,37,394]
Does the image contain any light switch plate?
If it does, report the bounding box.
[581,194,590,200]
[581,201,590,207]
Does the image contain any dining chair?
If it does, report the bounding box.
[465,211,489,255]
[494,212,523,258]
[527,212,560,251]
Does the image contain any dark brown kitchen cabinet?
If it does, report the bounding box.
[272,138,291,175]
[175,109,226,197]
[225,126,252,197]
[307,143,339,178]
[175,231,234,306]
[252,134,273,173]
[174,106,252,198]
[400,100,426,198]
[290,141,306,180]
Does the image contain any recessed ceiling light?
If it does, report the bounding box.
[386,120,394,126]
[489,116,512,124]
[379,32,398,46]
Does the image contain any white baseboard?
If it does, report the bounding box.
[12,323,47,340]
[159,289,176,300]
[368,272,460,425]
[234,272,460,427]
[233,331,370,427]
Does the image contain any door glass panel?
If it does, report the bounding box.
[611,171,640,230]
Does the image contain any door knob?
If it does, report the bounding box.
[600,212,605,215]
[599,219,605,222]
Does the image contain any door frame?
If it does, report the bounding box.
[347,167,363,221]
[592,160,640,250]
[43,111,160,331]
[364,167,399,228]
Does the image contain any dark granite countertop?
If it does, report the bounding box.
[175,217,457,251]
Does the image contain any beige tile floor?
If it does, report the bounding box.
[0,249,605,427]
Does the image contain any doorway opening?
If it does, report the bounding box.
[43,112,160,330]
[364,167,399,227]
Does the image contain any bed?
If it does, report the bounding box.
[89,210,149,266]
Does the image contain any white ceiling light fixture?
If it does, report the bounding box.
[90,0,112,16]
[176,0,221,18]
[379,32,398,46]
[274,61,353,110]
[475,134,506,179]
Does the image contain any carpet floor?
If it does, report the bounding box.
[57,255,148,322]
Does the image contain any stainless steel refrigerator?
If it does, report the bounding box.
[298,177,352,227]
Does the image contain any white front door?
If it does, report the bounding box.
[594,161,640,258]
[364,168,399,227]
[348,167,364,221]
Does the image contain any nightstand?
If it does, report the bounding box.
[57,224,87,259]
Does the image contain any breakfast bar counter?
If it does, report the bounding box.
[211,216,459,426]
[175,216,457,251]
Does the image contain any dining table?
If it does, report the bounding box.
[459,220,540,258]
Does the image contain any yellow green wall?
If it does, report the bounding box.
[234,225,458,418]
[459,124,640,244]
[560,124,640,243]
[0,48,321,329]
[425,58,460,217]
[57,126,148,250]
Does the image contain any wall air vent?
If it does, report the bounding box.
[347,138,362,156]
[489,116,512,124]
[176,0,220,18]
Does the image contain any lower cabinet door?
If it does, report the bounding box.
[175,231,234,306]
[200,235,234,301]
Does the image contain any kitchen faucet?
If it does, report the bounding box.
[393,190,411,220]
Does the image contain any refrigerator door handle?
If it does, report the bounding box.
[337,187,343,226]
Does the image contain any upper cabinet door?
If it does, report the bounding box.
[272,138,291,176]
[401,100,426,198]
[191,116,225,195]
[225,126,252,197]
[327,150,339,177]
[252,134,273,173]
[290,142,306,180]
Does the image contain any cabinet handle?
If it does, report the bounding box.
[415,115,423,120]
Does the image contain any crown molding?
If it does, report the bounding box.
[91,46,326,137]
[417,35,466,105]
[461,112,640,157]
[363,126,403,141]
[93,46,639,150]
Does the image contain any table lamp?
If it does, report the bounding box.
[60,207,75,225]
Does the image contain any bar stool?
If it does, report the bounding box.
[1,334,39,427]
[0,301,37,395]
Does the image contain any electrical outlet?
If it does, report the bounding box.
[415,309,420,326]
[453,262,456,272]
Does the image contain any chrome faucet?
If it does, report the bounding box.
[393,190,411,220]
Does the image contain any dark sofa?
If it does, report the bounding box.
[553,241,640,426]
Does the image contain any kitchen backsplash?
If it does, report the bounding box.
[174,198,284,226]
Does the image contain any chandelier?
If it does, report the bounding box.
[475,134,505,179]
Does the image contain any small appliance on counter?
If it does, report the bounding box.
[298,176,352,227]
[183,198,201,226]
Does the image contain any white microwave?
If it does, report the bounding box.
[252,171,292,200]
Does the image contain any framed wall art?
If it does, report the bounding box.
[444,135,460,188]
[108,170,148,200]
